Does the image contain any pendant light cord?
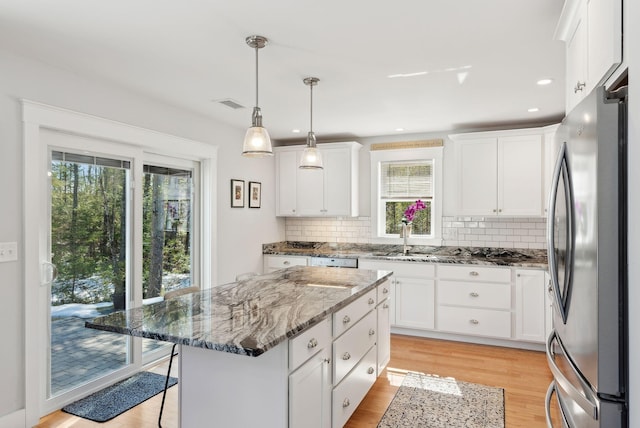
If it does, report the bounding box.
[255,45,259,107]
[309,83,313,133]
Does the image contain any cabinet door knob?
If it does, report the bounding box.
[323,358,331,364]
[469,292,479,297]
[492,209,497,213]
[283,261,290,265]
[342,352,351,360]
[342,398,350,408]
[367,367,375,375]
[369,328,376,336]
[383,303,389,309]
[382,288,389,294]
[469,271,479,276]
[470,319,479,325]
[343,315,351,324]
[574,81,586,93]
[307,338,318,349]
[368,297,375,305]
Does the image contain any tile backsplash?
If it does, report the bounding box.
[284,216,547,249]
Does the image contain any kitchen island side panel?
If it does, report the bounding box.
[179,342,289,428]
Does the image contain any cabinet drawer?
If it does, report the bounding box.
[264,255,308,270]
[332,345,377,428]
[437,306,511,339]
[289,317,332,371]
[333,310,377,384]
[360,259,435,278]
[377,279,391,303]
[438,265,510,283]
[333,288,377,337]
[437,281,511,310]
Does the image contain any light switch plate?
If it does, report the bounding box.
[0,242,18,262]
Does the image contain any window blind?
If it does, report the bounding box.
[52,150,131,169]
[380,161,433,199]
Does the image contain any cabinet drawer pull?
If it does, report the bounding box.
[469,292,479,297]
[382,287,389,294]
[307,338,318,349]
[469,271,479,276]
[383,303,389,309]
[343,315,351,324]
[283,261,290,265]
[367,367,375,375]
[369,328,376,336]
[342,352,351,360]
[368,297,375,305]
[470,319,479,325]
[323,358,331,364]
[342,398,350,408]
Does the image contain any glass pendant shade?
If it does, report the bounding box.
[242,107,273,156]
[299,132,323,169]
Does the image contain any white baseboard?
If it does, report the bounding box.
[0,409,25,428]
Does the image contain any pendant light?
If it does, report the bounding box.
[299,77,323,169]
[242,35,273,157]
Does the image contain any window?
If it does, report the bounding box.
[371,147,443,244]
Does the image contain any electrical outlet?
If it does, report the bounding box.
[0,242,18,262]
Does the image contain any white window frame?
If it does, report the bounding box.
[370,147,443,245]
[23,100,218,424]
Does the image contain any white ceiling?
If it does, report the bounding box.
[0,0,566,142]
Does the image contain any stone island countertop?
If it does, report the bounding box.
[86,266,392,357]
[263,241,548,269]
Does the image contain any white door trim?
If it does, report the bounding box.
[22,100,218,425]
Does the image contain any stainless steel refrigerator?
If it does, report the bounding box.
[545,85,628,427]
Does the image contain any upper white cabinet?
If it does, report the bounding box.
[275,142,361,217]
[556,0,623,112]
[450,128,546,217]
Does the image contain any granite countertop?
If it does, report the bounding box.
[263,241,548,269]
[86,266,392,357]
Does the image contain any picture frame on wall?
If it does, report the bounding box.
[249,181,261,208]
[230,179,244,208]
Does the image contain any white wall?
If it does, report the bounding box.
[0,48,284,422]
[625,0,639,425]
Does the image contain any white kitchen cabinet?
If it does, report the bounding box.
[515,269,547,343]
[437,264,512,339]
[450,129,543,217]
[289,347,331,428]
[358,260,435,330]
[263,254,308,273]
[556,0,623,112]
[274,141,361,217]
[376,287,391,375]
[543,125,560,215]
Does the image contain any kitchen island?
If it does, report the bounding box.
[87,266,392,427]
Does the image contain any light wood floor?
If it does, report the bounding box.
[38,334,557,427]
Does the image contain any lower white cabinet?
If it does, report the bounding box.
[332,345,378,428]
[263,254,308,273]
[376,283,391,375]
[360,259,549,346]
[395,277,435,329]
[515,269,547,342]
[333,310,376,384]
[289,347,332,428]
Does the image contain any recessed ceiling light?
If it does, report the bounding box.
[537,78,553,86]
[528,107,540,113]
[395,127,405,132]
[292,129,301,133]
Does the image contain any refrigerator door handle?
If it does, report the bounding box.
[546,330,599,420]
[546,381,571,428]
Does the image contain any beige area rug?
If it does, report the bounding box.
[377,372,505,428]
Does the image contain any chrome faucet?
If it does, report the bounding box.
[402,223,411,255]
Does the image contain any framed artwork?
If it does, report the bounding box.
[248,181,262,208]
[230,179,244,208]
